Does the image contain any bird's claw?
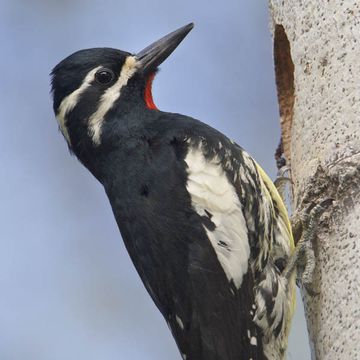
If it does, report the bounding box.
[294,239,319,296]
[297,198,334,295]
[284,198,334,295]
[274,165,292,212]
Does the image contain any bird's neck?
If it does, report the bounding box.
[73,105,161,181]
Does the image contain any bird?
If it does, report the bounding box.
[51,23,296,360]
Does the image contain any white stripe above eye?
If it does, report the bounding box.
[56,66,102,144]
[88,56,138,145]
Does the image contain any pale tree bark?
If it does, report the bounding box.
[268,1,360,359]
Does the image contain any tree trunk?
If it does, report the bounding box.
[268,1,360,359]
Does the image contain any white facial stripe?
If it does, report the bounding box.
[88,56,138,145]
[56,66,102,143]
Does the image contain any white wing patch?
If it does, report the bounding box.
[184,145,250,288]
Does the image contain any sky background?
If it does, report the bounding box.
[1,0,310,359]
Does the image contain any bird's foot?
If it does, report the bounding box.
[274,139,292,202]
[274,165,291,188]
[274,165,292,207]
[283,198,334,295]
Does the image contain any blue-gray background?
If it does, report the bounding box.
[1,1,310,359]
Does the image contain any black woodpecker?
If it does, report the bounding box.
[51,23,296,360]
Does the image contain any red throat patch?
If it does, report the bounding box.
[144,73,158,110]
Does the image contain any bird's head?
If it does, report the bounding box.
[51,23,193,151]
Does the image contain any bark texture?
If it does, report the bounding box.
[268,1,360,359]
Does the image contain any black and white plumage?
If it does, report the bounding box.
[51,24,296,360]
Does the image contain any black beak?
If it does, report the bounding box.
[136,23,194,73]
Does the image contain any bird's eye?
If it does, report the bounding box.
[95,69,114,84]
